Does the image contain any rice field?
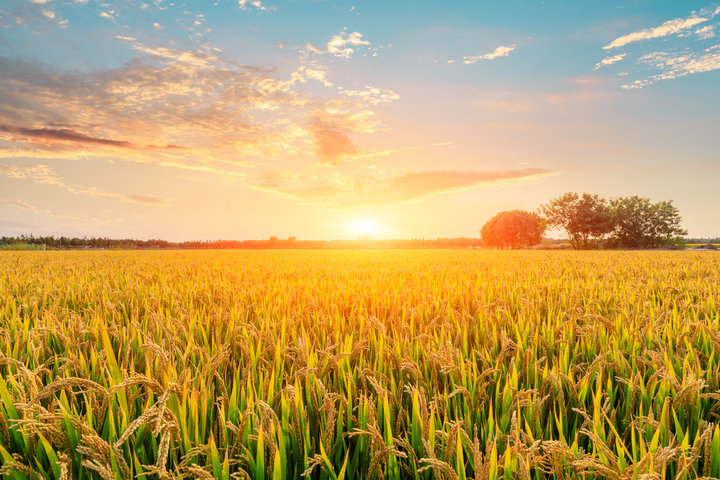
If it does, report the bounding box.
[1,249,719,479]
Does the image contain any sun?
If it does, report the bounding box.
[350,219,380,237]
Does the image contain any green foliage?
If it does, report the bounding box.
[541,192,614,249]
[0,243,45,251]
[609,196,688,248]
[480,210,546,249]
[541,192,688,250]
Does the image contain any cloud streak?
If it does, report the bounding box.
[260,167,557,207]
[621,46,720,89]
[0,197,121,225]
[0,123,184,149]
[0,198,38,213]
[462,45,516,64]
[0,163,171,206]
[593,53,627,70]
[304,31,372,59]
[604,15,708,50]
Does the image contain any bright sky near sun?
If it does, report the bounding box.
[1,0,719,240]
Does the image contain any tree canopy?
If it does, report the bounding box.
[609,196,687,248]
[537,192,687,249]
[480,210,546,249]
[541,192,614,249]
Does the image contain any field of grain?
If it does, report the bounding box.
[0,250,719,479]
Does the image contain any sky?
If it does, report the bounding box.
[1,0,719,240]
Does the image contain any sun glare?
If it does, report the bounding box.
[350,219,380,237]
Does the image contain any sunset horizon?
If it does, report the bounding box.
[2,1,720,240]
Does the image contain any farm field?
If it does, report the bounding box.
[1,250,720,479]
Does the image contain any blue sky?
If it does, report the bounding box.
[1,0,719,239]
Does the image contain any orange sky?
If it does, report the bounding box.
[1,1,719,239]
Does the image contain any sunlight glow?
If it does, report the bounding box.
[350,219,381,237]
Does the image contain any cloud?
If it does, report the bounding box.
[462,45,516,64]
[596,8,720,88]
[621,47,720,88]
[695,25,715,39]
[0,124,133,148]
[0,197,122,224]
[0,163,171,206]
[306,99,384,164]
[238,0,269,11]
[0,164,56,182]
[128,43,217,68]
[305,31,372,59]
[0,34,392,168]
[327,31,369,58]
[260,167,557,207]
[593,53,627,70]
[0,198,39,213]
[603,15,708,50]
[309,121,359,164]
[338,86,399,105]
[0,123,186,150]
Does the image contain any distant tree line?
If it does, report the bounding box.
[0,234,484,250]
[686,237,720,244]
[481,192,688,250]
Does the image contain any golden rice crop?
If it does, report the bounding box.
[0,249,719,479]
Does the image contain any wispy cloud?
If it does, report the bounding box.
[306,99,384,165]
[461,45,516,65]
[0,198,38,213]
[0,163,171,206]
[338,86,399,105]
[695,25,716,39]
[603,14,708,50]
[596,7,720,89]
[0,35,391,168]
[621,46,720,89]
[0,197,121,225]
[593,53,627,70]
[0,123,183,150]
[302,31,373,59]
[238,0,270,12]
[258,168,557,207]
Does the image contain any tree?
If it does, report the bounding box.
[541,192,614,249]
[480,210,546,249]
[609,196,687,248]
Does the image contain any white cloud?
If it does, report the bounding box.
[301,31,372,59]
[593,53,627,70]
[41,9,55,20]
[695,25,716,39]
[621,48,720,88]
[0,163,170,206]
[326,31,370,59]
[238,0,268,11]
[604,15,708,50]
[462,45,516,64]
[338,86,399,105]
